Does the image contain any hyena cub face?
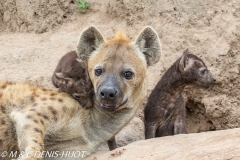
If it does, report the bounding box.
[76,26,161,112]
[53,51,93,108]
[179,49,216,88]
[56,74,93,107]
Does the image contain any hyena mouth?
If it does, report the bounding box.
[203,81,215,89]
[207,83,215,89]
[98,98,128,112]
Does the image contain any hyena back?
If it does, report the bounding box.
[0,82,84,159]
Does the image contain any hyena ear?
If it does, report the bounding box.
[179,49,193,72]
[135,26,162,66]
[76,26,105,61]
[76,58,83,63]
[55,72,73,86]
[76,58,87,66]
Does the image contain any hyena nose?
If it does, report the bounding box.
[99,86,118,100]
[213,78,216,82]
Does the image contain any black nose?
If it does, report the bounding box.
[213,78,216,82]
[99,86,118,100]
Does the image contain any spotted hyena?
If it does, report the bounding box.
[52,51,93,109]
[144,49,216,139]
[0,26,161,160]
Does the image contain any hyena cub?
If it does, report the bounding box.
[52,50,116,150]
[52,51,93,108]
[144,49,216,139]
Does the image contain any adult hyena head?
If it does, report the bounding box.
[76,26,161,112]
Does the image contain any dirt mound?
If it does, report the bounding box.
[0,0,78,33]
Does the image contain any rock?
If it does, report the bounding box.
[115,117,144,147]
[88,128,240,160]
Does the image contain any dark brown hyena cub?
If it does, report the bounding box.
[144,49,216,139]
[52,51,117,150]
[52,51,93,108]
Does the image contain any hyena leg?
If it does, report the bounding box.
[10,111,46,160]
[155,123,174,137]
[0,114,19,160]
[173,96,187,135]
[107,136,117,151]
[173,116,187,134]
[144,122,157,139]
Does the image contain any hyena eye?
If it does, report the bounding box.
[124,71,134,80]
[72,93,81,99]
[95,69,103,76]
[201,69,207,75]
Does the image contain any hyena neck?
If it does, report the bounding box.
[160,60,187,94]
[84,103,137,149]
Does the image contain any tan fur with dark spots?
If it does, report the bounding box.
[0,26,161,160]
[0,82,87,159]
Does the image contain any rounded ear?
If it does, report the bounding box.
[76,58,83,63]
[179,49,193,72]
[76,26,105,61]
[55,72,73,86]
[76,58,87,66]
[55,72,68,79]
[135,26,162,66]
